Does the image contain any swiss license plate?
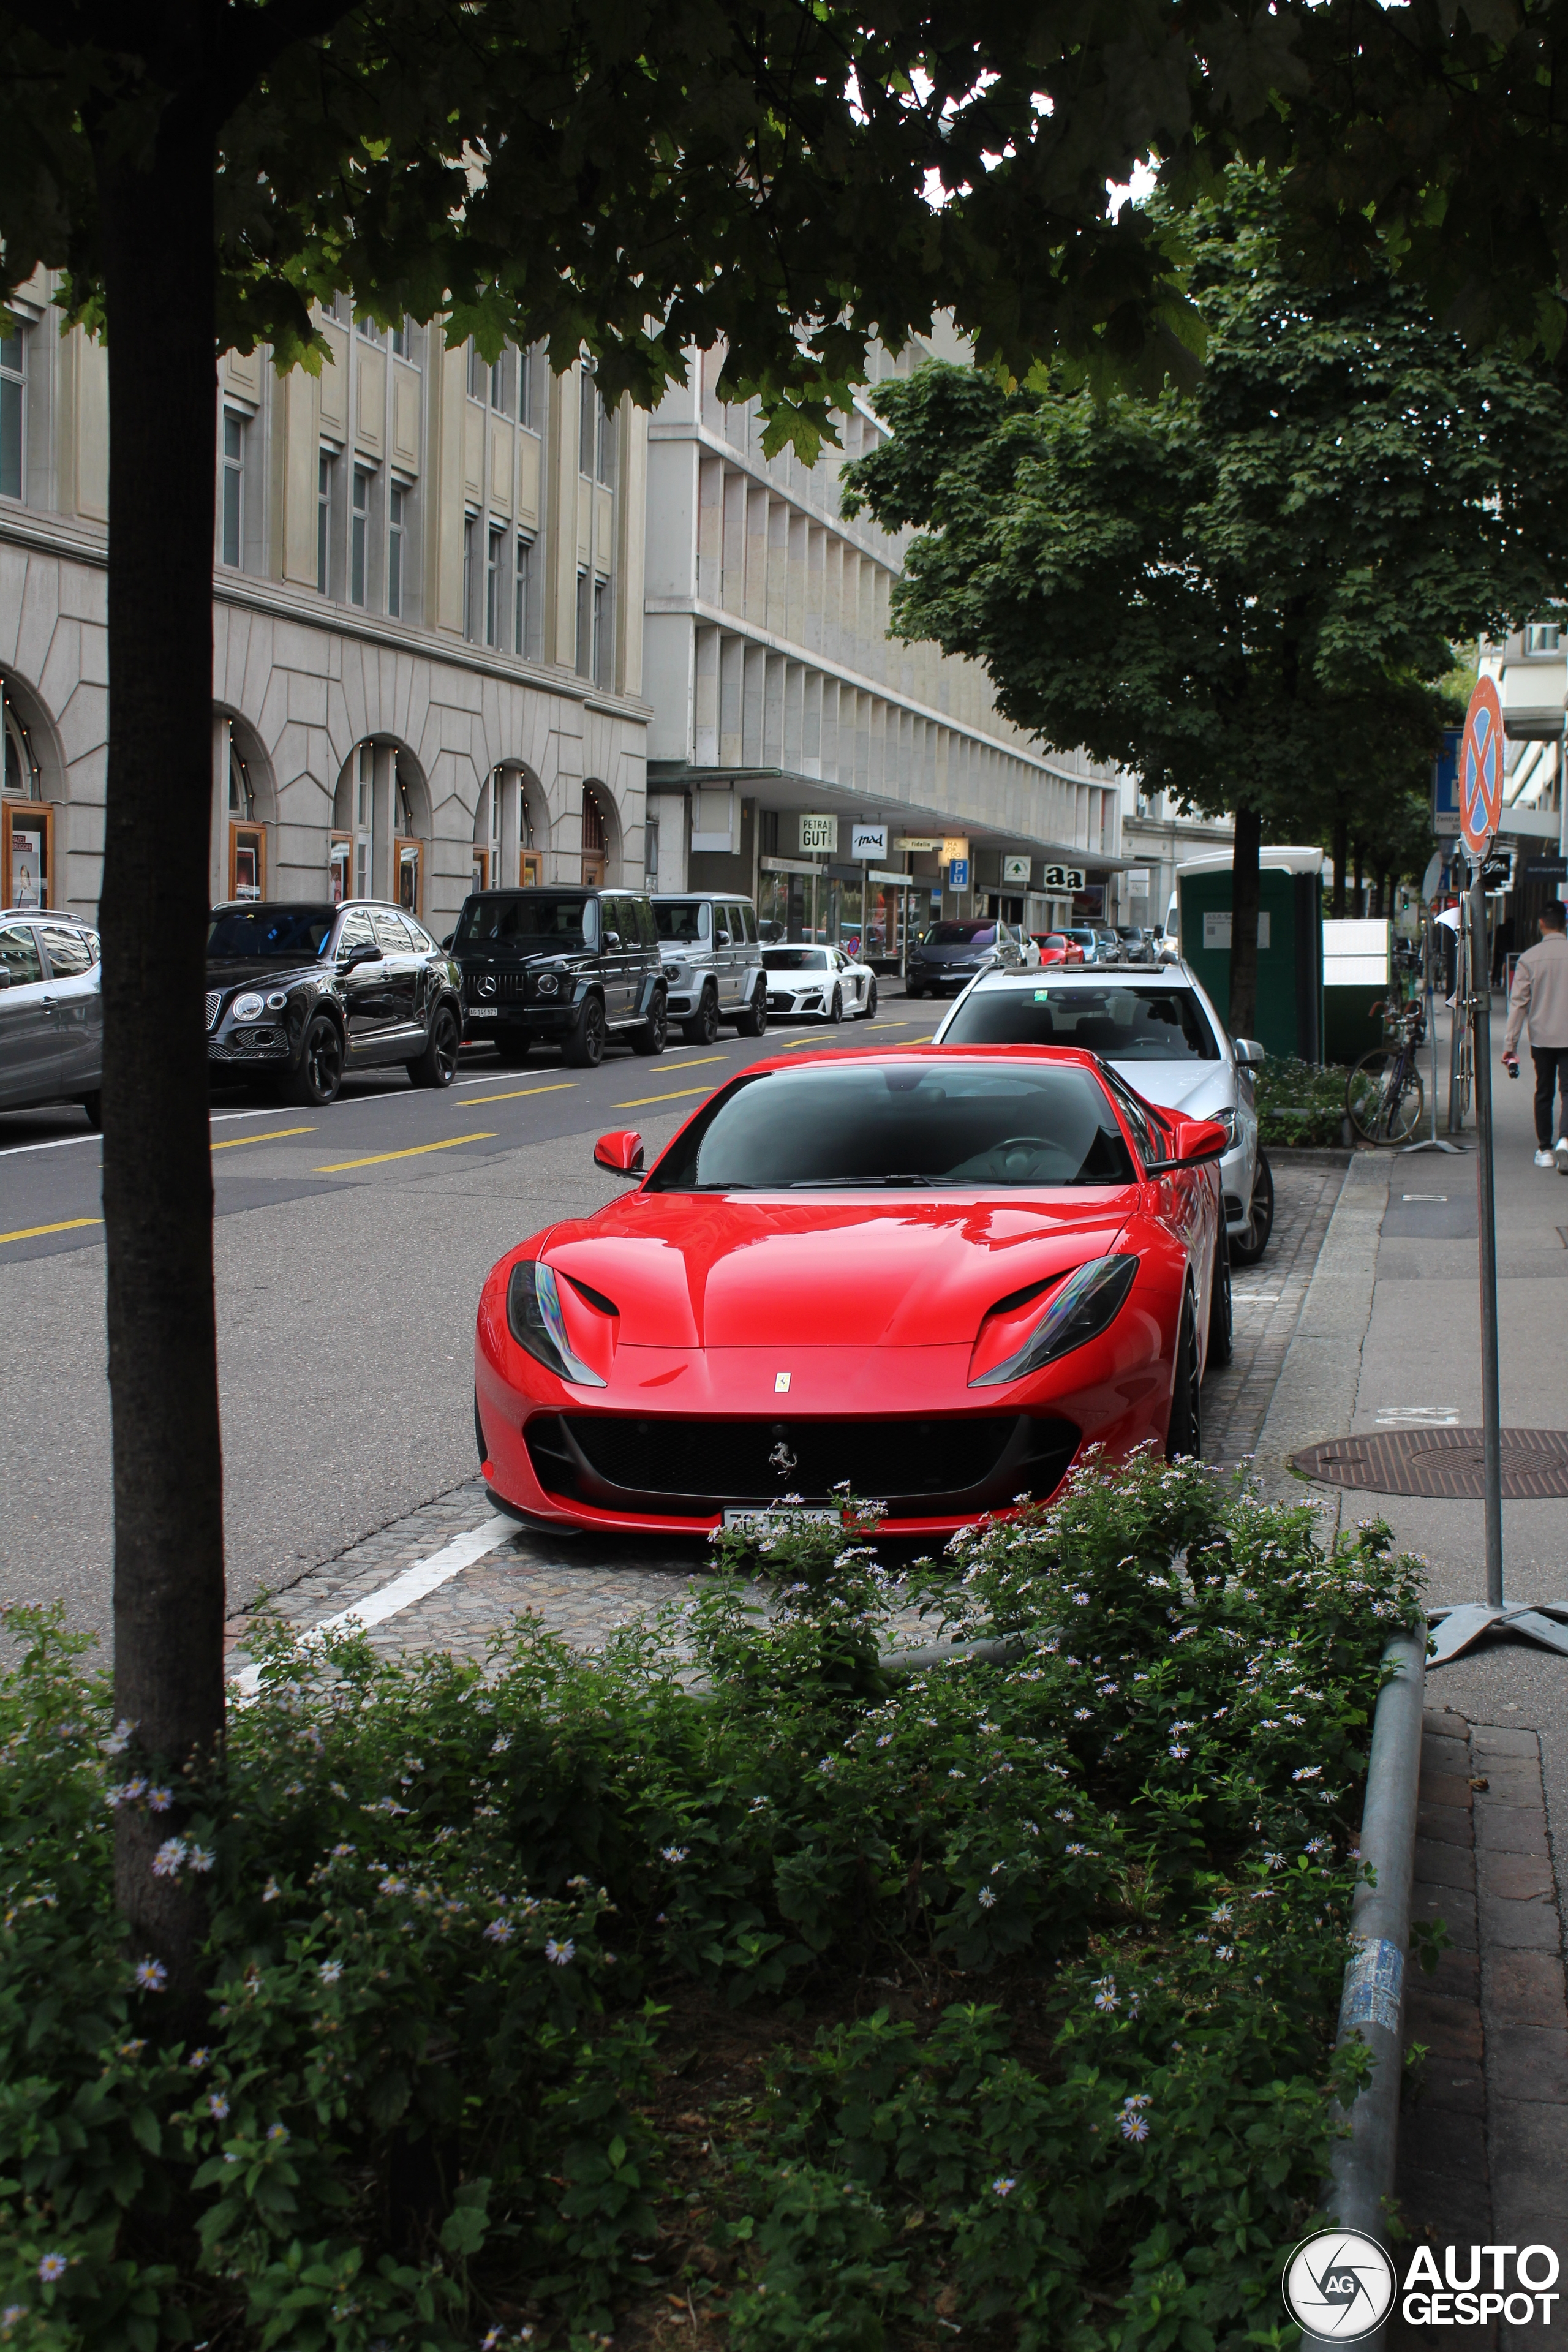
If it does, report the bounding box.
[722,1506,837,1534]
[466,1008,497,1020]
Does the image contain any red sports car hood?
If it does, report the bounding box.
[541,1191,1134,1349]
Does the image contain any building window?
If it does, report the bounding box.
[317,451,334,594]
[575,567,591,676]
[467,341,486,401]
[486,523,506,647]
[592,577,611,688]
[220,410,245,567]
[579,366,596,478]
[463,515,477,639]
[645,816,658,880]
[514,533,535,657]
[356,314,384,344]
[1,314,25,502]
[1526,620,1561,654]
[3,683,42,800]
[596,396,617,490]
[518,345,534,431]
[390,318,409,359]
[350,465,371,606]
[388,483,406,617]
[490,349,513,418]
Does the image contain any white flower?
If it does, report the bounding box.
[992,2176,1017,2198]
[948,1768,966,1780]
[318,1960,343,1985]
[484,1918,514,1944]
[1054,1809,1074,1823]
[187,2048,211,2070]
[1167,1746,1189,1762]
[262,1877,281,1902]
[1210,1906,1232,1926]
[1119,2111,1151,2143]
[134,1958,167,1992]
[266,2122,289,2144]
[147,1786,173,1813]
[208,2092,229,2119]
[379,1876,407,1896]
[1073,1709,1093,1722]
[978,1887,997,1909]
[1066,1842,1090,1856]
[1121,2092,1151,2110]
[1093,1986,1119,2012]
[1292,1765,1322,1782]
[103,1719,135,1757]
[1216,1945,1235,1962]
[186,1845,215,1874]
[151,1838,187,1879]
[545,1937,576,1967]
[661,1846,689,1864]
[37,2253,67,2284]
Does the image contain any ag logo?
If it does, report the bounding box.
[1282,2230,1396,2341]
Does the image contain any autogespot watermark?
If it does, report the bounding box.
[1282,2230,1563,2337]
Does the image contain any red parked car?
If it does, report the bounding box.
[1032,932,1086,965]
[473,1047,1229,1539]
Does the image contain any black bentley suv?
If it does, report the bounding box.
[206,901,464,1105]
[447,888,667,1068]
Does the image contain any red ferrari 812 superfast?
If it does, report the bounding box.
[473,1046,1230,1538]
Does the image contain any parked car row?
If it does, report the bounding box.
[0,907,103,1122]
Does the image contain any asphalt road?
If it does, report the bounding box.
[0,991,933,1644]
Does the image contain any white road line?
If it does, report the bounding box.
[229,1512,516,1695]
[0,1130,101,1158]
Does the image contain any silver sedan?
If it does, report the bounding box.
[0,908,102,1125]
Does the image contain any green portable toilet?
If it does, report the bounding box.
[1175,848,1325,1060]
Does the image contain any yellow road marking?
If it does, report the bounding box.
[778,1032,842,1047]
[0,1216,102,1247]
[449,1083,575,1107]
[616,1084,721,1109]
[314,1134,498,1172]
[211,1126,317,1151]
[661,1054,729,1069]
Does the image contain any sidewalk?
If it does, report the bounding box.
[1254,1000,1568,2341]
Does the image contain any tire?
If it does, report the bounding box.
[630,987,668,1056]
[733,983,769,1038]
[1229,1152,1275,1265]
[682,984,720,1046]
[407,1003,460,1088]
[79,1091,102,1131]
[1206,1229,1233,1370]
[1346,1049,1423,1145]
[564,994,607,1069]
[495,1032,532,1066]
[862,980,878,1022]
[284,1012,344,1106]
[827,986,843,1024]
[1165,1289,1203,1461]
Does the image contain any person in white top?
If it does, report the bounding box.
[1502,899,1568,1169]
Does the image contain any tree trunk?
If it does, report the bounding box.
[1332,818,1348,918]
[1227,804,1263,1041]
[1352,841,1365,918]
[97,111,225,1998]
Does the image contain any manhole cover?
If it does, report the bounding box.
[1292,1428,1568,1499]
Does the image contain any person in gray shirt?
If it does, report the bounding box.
[1502,899,1568,1168]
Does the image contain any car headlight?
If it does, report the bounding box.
[232,992,265,1022]
[506,1261,606,1387]
[266,990,288,1012]
[969,1254,1140,1389]
[1207,1106,1239,1147]
[536,973,560,997]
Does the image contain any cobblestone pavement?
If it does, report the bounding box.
[225,1150,1351,1683]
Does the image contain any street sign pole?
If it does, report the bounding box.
[1468,851,1504,1609]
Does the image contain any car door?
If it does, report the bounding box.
[335,907,390,1054]
[598,897,637,1024]
[370,908,421,1041]
[0,919,59,1107]
[38,921,101,1090]
[734,901,763,1012]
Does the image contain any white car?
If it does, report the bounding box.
[761,944,878,1022]
[932,959,1273,1262]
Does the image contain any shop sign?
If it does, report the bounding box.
[8,820,45,910]
[948,858,970,888]
[1001,854,1031,884]
[1125,867,1151,893]
[941,836,970,864]
[895,835,945,853]
[798,812,839,854]
[850,823,888,859]
[1041,864,1086,892]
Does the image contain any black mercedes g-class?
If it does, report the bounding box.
[448,887,667,1068]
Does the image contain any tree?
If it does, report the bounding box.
[842,170,1568,1040]
[0,0,1309,1986]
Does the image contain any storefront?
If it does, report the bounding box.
[756,855,915,963]
[2,680,50,910]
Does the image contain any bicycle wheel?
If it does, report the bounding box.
[1346,1050,1424,1145]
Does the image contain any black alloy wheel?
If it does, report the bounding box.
[409,1004,461,1088]
[733,982,768,1038]
[631,988,669,1056]
[827,985,843,1024]
[682,983,720,1046]
[1206,1229,1233,1370]
[285,1012,344,1106]
[564,993,607,1068]
[1165,1289,1203,1461]
[863,979,878,1020]
[1229,1152,1275,1266]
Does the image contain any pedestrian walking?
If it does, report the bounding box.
[1502,899,1568,1168]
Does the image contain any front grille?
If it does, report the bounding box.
[205,990,222,1031]
[465,970,532,1004]
[526,1411,1080,1519]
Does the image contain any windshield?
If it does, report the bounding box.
[925,921,996,946]
[762,947,829,971]
[944,984,1220,1062]
[453,894,594,948]
[647,1060,1137,1190]
[208,906,334,960]
[654,900,710,943]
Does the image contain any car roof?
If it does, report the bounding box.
[1,906,96,925]
[651,889,752,901]
[967,965,1195,991]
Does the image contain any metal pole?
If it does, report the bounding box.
[1469,858,1504,1609]
[1403,910,1464,1155]
[1447,893,1468,1133]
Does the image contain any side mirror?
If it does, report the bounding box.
[1147,1116,1229,1170]
[594,1129,645,1177]
[441,932,454,949]
[603,931,621,950]
[716,930,731,946]
[339,941,383,968]
[1233,1037,1267,1068]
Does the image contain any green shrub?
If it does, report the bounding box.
[0,1457,1420,2349]
[1252,1056,1352,1149]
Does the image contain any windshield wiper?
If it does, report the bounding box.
[787,1174,937,1188]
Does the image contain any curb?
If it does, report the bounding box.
[1302,1621,1428,2352]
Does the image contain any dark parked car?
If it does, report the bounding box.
[904,920,1011,998]
[206,900,463,1105]
[447,887,667,1068]
[0,907,102,1124]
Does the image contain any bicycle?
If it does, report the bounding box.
[1345,998,1427,1145]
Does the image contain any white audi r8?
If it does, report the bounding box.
[761,945,878,1023]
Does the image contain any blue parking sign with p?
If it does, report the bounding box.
[948,858,969,888]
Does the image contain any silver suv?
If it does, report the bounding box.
[651,894,768,1044]
[0,908,102,1126]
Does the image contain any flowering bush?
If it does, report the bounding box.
[0,1455,1420,2350]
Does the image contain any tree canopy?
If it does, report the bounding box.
[843,170,1568,1029]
